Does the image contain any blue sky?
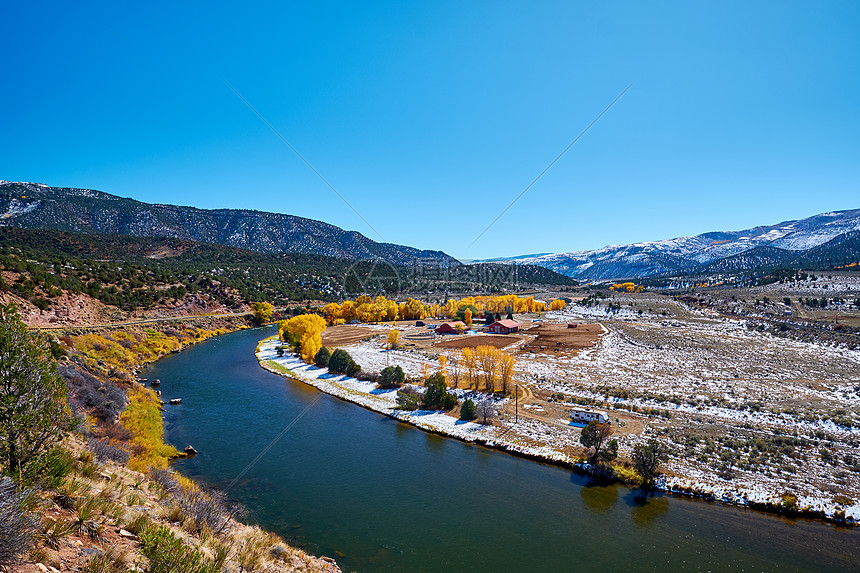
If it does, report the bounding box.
[2,1,858,260]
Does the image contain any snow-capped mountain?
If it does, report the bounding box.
[509,209,860,280]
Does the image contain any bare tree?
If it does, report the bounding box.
[477,400,497,425]
[0,304,70,478]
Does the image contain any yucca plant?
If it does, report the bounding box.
[73,495,104,541]
[53,477,86,511]
[40,517,75,550]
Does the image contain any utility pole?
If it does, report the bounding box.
[515,383,519,424]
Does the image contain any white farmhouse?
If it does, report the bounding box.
[570,408,609,424]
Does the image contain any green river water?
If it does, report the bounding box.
[145,327,860,572]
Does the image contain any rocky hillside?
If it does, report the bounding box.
[510,209,860,280]
[0,181,459,266]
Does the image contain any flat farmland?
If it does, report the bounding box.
[521,322,603,354]
[434,334,521,350]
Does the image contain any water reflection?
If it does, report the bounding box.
[626,490,669,528]
[579,482,619,513]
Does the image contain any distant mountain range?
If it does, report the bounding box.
[496,209,860,280]
[0,181,459,267]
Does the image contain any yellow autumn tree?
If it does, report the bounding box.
[464,308,473,327]
[251,301,275,324]
[476,345,498,392]
[387,329,399,350]
[499,352,515,394]
[462,348,477,390]
[549,299,566,311]
[449,356,461,389]
[437,354,447,377]
[279,314,327,363]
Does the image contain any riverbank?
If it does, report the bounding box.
[256,336,859,526]
[12,319,343,572]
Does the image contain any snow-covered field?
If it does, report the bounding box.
[257,293,860,523]
[256,339,575,465]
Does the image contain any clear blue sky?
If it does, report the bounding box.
[2,1,858,260]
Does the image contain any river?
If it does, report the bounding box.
[144,327,860,572]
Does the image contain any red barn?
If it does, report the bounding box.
[436,321,466,334]
[486,319,520,334]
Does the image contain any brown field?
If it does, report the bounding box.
[434,334,521,350]
[320,325,378,346]
[521,323,602,354]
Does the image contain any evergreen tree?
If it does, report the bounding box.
[0,304,70,479]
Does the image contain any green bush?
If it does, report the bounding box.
[328,349,352,374]
[422,373,457,410]
[460,399,477,421]
[396,391,420,411]
[140,525,222,573]
[33,447,75,489]
[379,365,405,389]
[345,360,361,377]
[314,346,331,367]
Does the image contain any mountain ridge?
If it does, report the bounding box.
[0,181,460,267]
[506,209,860,280]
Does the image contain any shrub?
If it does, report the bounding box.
[73,495,104,540]
[357,371,379,383]
[150,469,234,534]
[32,447,75,489]
[460,399,477,421]
[82,545,128,573]
[345,360,361,378]
[140,525,222,573]
[396,390,420,411]
[313,346,331,367]
[40,517,75,550]
[120,386,179,471]
[0,478,35,568]
[780,492,799,513]
[87,438,130,464]
[379,365,406,389]
[61,364,127,423]
[327,349,353,374]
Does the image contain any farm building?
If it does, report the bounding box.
[569,408,609,424]
[436,321,466,334]
[486,319,520,334]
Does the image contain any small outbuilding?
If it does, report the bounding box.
[436,321,466,335]
[567,323,578,328]
[486,319,520,334]
[570,408,608,424]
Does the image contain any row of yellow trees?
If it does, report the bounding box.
[446,345,516,394]
[319,294,564,326]
[277,314,519,394]
[609,282,644,293]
